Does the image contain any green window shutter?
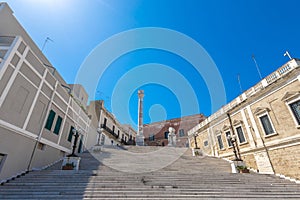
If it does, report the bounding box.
[53,116,63,135]
[45,110,56,131]
[67,126,74,142]
[78,135,83,153]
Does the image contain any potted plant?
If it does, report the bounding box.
[62,162,75,170]
[236,165,250,173]
[193,148,203,156]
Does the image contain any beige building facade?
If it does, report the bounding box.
[87,100,136,146]
[188,58,300,180]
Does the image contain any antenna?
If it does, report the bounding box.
[237,74,243,93]
[252,54,263,80]
[283,51,292,60]
[41,37,54,52]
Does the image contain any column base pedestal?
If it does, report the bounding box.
[136,135,145,146]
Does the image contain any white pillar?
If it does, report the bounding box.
[136,90,145,146]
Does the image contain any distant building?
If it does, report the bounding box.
[87,100,137,146]
[69,84,89,110]
[122,124,137,145]
[144,114,206,147]
[188,58,300,180]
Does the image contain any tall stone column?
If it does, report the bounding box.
[136,90,145,146]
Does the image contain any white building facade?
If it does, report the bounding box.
[0,3,93,182]
[88,100,136,147]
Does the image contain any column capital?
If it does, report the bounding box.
[138,90,144,99]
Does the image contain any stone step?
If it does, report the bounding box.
[1,146,300,199]
[1,193,300,199]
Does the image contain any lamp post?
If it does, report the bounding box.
[194,135,199,149]
[67,128,81,157]
[227,134,242,162]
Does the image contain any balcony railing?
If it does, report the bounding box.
[120,139,127,145]
[101,124,118,139]
[126,139,136,145]
[188,58,300,136]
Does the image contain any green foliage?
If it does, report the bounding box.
[236,165,247,170]
[64,162,75,167]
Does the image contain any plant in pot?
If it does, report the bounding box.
[236,165,250,173]
[62,162,75,170]
[193,148,203,156]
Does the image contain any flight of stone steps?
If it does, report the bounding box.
[0,146,300,199]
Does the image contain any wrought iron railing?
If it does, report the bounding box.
[188,59,300,136]
[101,124,118,139]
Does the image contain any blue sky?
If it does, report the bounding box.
[5,0,300,128]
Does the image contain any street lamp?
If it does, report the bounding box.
[67,128,81,157]
[226,134,242,162]
[194,135,199,149]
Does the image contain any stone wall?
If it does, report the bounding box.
[269,145,300,179]
[189,61,300,180]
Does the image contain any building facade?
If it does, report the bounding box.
[87,100,137,146]
[144,114,206,147]
[188,58,300,180]
[0,3,95,182]
[0,3,137,182]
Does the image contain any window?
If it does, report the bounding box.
[67,126,74,142]
[112,125,115,133]
[149,134,155,141]
[0,153,6,172]
[101,135,105,145]
[45,110,56,130]
[225,131,233,147]
[289,100,300,125]
[204,140,208,147]
[77,135,83,153]
[179,129,185,137]
[217,135,224,150]
[53,116,62,135]
[164,131,169,139]
[259,114,275,135]
[236,126,246,143]
[117,130,120,137]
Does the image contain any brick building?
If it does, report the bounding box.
[144,114,206,147]
[188,58,300,180]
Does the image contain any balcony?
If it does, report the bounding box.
[101,124,118,139]
[120,139,128,145]
[0,36,15,64]
[0,36,15,47]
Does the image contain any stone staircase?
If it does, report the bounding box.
[1,146,300,199]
